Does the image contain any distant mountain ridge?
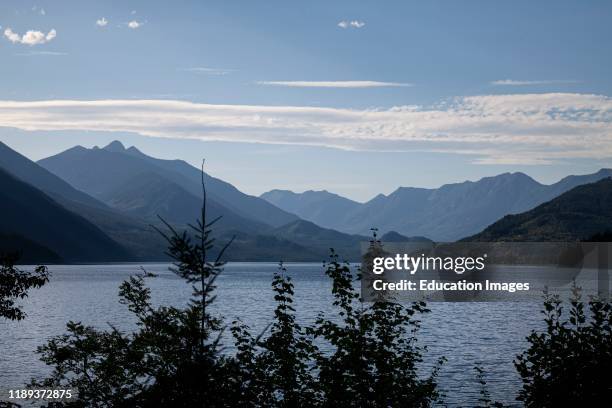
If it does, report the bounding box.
[0,141,105,209]
[379,231,432,243]
[4,138,609,262]
[261,189,362,229]
[465,178,612,241]
[34,141,367,261]
[39,141,298,229]
[261,170,612,241]
[0,167,130,262]
[0,141,172,261]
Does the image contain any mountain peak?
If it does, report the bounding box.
[483,171,537,183]
[596,168,612,176]
[103,140,126,152]
[125,145,146,157]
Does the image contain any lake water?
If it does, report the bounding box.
[0,263,545,407]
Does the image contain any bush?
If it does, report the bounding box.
[514,286,612,406]
[32,179,442,406]
[0,253,49,321]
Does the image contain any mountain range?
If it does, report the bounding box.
[39,141,298,229]
[0,141,170,260]
[0,140,367,262]
[38,141,371,260]
[262,169,612,241]
[1,138,610,263]
[465,178,612,242]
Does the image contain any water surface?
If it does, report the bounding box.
[0,263,543,406]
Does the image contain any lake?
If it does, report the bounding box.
[0,263,545,407]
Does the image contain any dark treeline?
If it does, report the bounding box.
[0,192,611,407]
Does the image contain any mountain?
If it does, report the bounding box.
[213,229,321,262]
[99,171,205,224]
[0,141,104,208]
[379,231,432,243]
[97,171,267,232]
[37,141,369,261]
[0,167,131,262]
[262,170,612,241]
[260,189,361,229]
[0,141,170,261]
[39,141,298,229]
[55,197,170,261]
[123,146,299,228]
[0,233,62,264]
[542,169,612,200]
[269,220,368,261]
[465,178,612,241]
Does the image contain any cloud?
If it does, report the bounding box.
[96,17,108,27]
[32,6,46,16]
[3,28,56,45]
[338,20,365,29]
[182,67,235,76]
[492,79,580,86]
[15,50,67,56]
[128,20,141,29]
[257,81,412,88]
[0,93,610,165]
[4,28,21,43]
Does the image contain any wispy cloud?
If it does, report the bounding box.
[96,17,108,27]
[257,81,412,88]
[32,6,46,16]
[0,93,610,165]
[491,79,580,86]
[3,28,56,45]
[181,67,236,76]
[338,20,365,29]
[15,50,67,56]
[127,20,142,29]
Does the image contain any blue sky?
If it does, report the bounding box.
[0,0,611,201]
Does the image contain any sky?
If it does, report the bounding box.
[0,0,611,201]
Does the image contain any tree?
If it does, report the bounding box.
[308,249,444,407]
[0,253,49,321]
[514,285,612,407]
[33,164,236,407]
[32,166,443,407]
[229,263,318,406]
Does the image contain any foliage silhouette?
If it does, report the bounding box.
[22,168,612,406]
[306,250,444,407]
[0,253,49,321]
[473,366,505,408]
[29,167,441,407]
[32,163,235,407]
[514,285,612,406]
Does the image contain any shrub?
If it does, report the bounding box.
[32,177,441,406]
[514,285,612,406]
[0,253,49,321]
